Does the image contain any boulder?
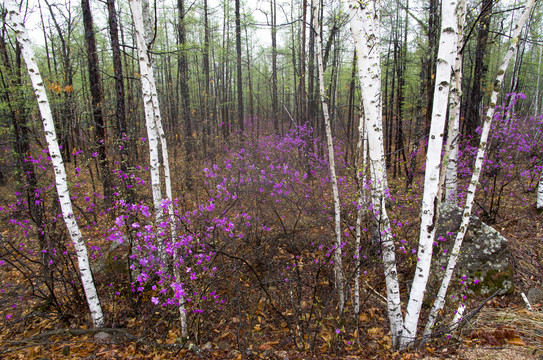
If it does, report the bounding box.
[527,287,543,306]
[430,203,513,298]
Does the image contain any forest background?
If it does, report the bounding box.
[1,0,543,358]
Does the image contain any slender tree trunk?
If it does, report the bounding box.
[106,0,134,201]
[346,49,357,164]
[38,1,52,75]
[349,0,403,347]
[424,0,439,141]
[401,0,458,349]
[534,46,542,119]
[82,0,113,205]
[235,0,244,132]
[444,0,466,204]
[243,26,254,125]
[271,0,279,134]
[177,0,193,189]
[425,0,536,337]
[354,97,367,315]
[203,0,211,151]
[307,4,317,131]
[129,0,187,336]
[299,0,307,125]
[6,0,104,327]
[129,0,163,221]
[464,0,493,137]
[312,0,344,311]
[0,22,53,302]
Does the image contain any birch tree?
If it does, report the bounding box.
[129,0,163,222]
[129,0,187,337]
[400,0,458,348]
[348,0,403,346]
[5,0,104,327]
[424,0,536,338]
[354,99,367,315]
[312,0,344,311]
[444,0,466,204]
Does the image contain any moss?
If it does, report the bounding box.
[468,267,514,295]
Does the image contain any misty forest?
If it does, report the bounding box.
[1,0,543,358]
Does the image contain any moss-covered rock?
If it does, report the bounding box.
[429,203,513,299]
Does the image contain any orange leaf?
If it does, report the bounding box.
[507,337,526,346]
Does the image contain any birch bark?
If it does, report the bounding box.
[424,0,536,338]
[312,0,344,311]
[348,0,403,346]
[354,100,367,315]
[129,0,186,337]
[6,0,104,327]
[401,0,458,348]
[129,0,163,221]
[444,0,466,204]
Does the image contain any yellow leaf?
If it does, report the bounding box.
[320,331,333,343]
[367,327,383,339]
[507,337,526,346]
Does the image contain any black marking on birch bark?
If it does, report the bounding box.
[427,197,438,233]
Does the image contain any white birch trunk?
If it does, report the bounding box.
[538,172,543,210]
[6,0,104,327]
[444,0,466,204]
[129,0,186,337]
[354,101,367,315]
[129,0,163,221]
[424,0,536,338]
[312,0,344,311]
[349,0,403,347]
[537,46,543,210]
[450,302,466,329]
[401,0,458,348]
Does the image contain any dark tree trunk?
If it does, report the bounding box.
[307,2,317,133]
[424,0,440,140]
[299,0,307,126]
[177,0,193,188]
[82,0,113,204]
[203,0,211,154]
[244,25,254,123]
[0,20,54,304]
[235,0,244,132]
[107,0,133,200]
[345,49,357,165]
[464,0,493,137]
[271,0,279,135]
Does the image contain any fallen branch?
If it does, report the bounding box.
[0,327,187,355]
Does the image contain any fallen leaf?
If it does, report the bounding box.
[507,337,526,346]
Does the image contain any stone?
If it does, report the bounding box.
[527,287,543,305]
[430,203,513,298]
[202,341,213,350]
[93,331,113,343]
[262,349,274,358]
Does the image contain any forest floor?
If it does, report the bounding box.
[1,138,543,359]
[1,183,541,359]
